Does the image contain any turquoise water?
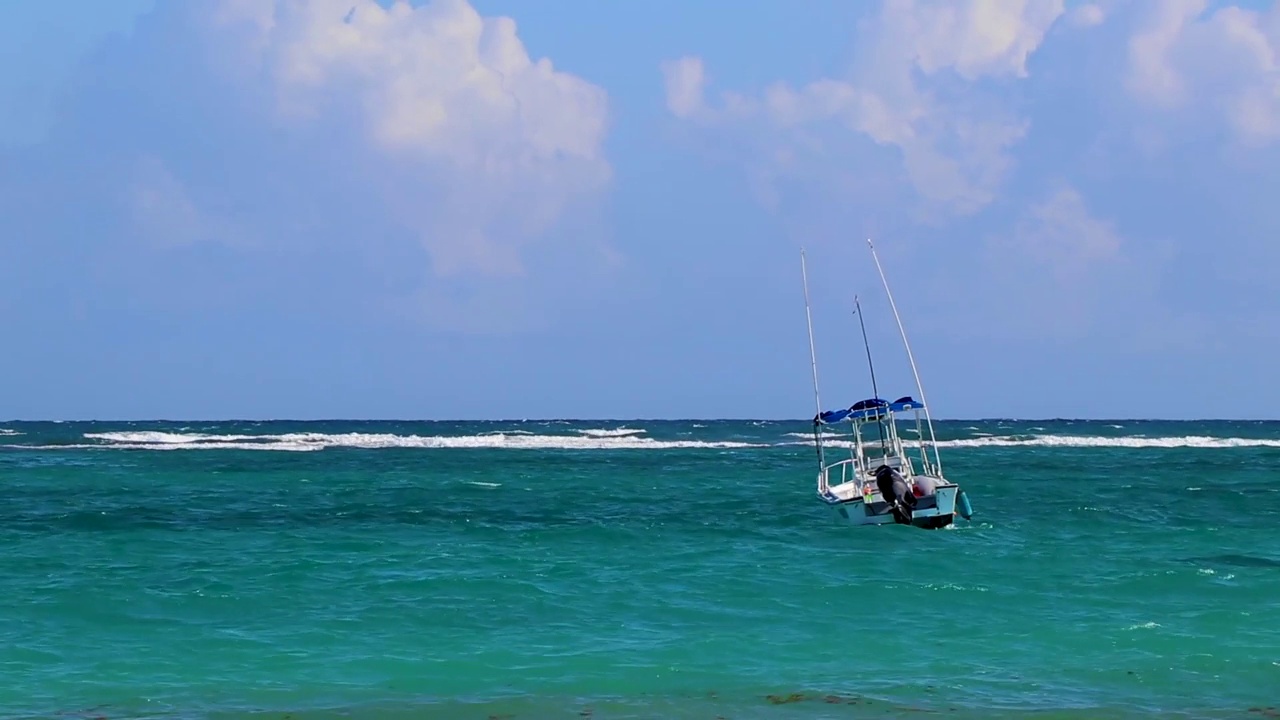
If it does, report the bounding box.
[2,419,1278,719]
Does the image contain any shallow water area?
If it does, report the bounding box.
[2,419,1278,719]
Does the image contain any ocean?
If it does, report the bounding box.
[1,419,1278,719]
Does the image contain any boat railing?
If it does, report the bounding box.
[820,457,853,488]
[820,457,878,494]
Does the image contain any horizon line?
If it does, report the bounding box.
[4,416,1278,424]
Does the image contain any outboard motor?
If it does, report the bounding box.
[873,465,914,524]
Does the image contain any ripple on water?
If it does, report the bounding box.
[2,421,1280,718]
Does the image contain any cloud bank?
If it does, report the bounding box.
[660,0,1280,353]
[2,0,616,333]
[1127,0,1280,144]
[662,0,1069,218]
[2,0,1279,419]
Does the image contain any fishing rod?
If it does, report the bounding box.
[800,249,825,471]
[867,237,942,475]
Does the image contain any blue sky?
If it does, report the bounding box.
[2,0,1278,421]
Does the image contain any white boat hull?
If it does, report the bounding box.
[820,479,963,529]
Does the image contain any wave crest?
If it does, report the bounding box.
[71,430,763,452]
[788,434,1280,449]
[939,434,1280,449]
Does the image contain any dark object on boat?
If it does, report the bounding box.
[874,465,914,524]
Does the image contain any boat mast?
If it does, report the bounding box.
[853,295,887,454]
[866,237,942,475]
[800,249,825,471]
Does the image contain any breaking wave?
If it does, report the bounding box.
[937,434,1280,449]
[575,428,646,438]
[787,434,1280,450]
[54,430,765,452]
[4,425,1277,453]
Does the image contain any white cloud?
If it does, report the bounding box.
[1127,0,1280,145]
[1067,3,1107,28]
[200,0,613,279]
[127,156,214,249]
[662,0,1068,217]
[654,0,1278,358]
[891,0,1066,81]
[969,183,1154,341]
[1125,0,1209,107]
[994,185,1121,283]
[661,56,707,120]
[126,155,259,252]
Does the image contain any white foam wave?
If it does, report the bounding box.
[937,434,1280,449]
[0,428,21,436]
[76,430,762,452]
[85,431,255,444]
[17,429,1280,454]
[787,434,1280,449]
[16,442,322,453]
[576,427,646,438]
[784,432,846,441]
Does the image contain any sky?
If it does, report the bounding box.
[1,0,1278,421]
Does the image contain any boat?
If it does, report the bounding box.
[799,238,974,529]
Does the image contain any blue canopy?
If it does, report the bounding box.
[813,396,924,425]
[815,408,853,424]
[890,397,924,413]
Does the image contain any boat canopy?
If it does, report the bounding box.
[813,396,924,425]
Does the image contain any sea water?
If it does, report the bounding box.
[2,419,1278,719]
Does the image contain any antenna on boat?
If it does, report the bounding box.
[853,294,887,453]
[866,237,942,475]
[800,249,825,468]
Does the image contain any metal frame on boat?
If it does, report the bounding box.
[799,239,974,529]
